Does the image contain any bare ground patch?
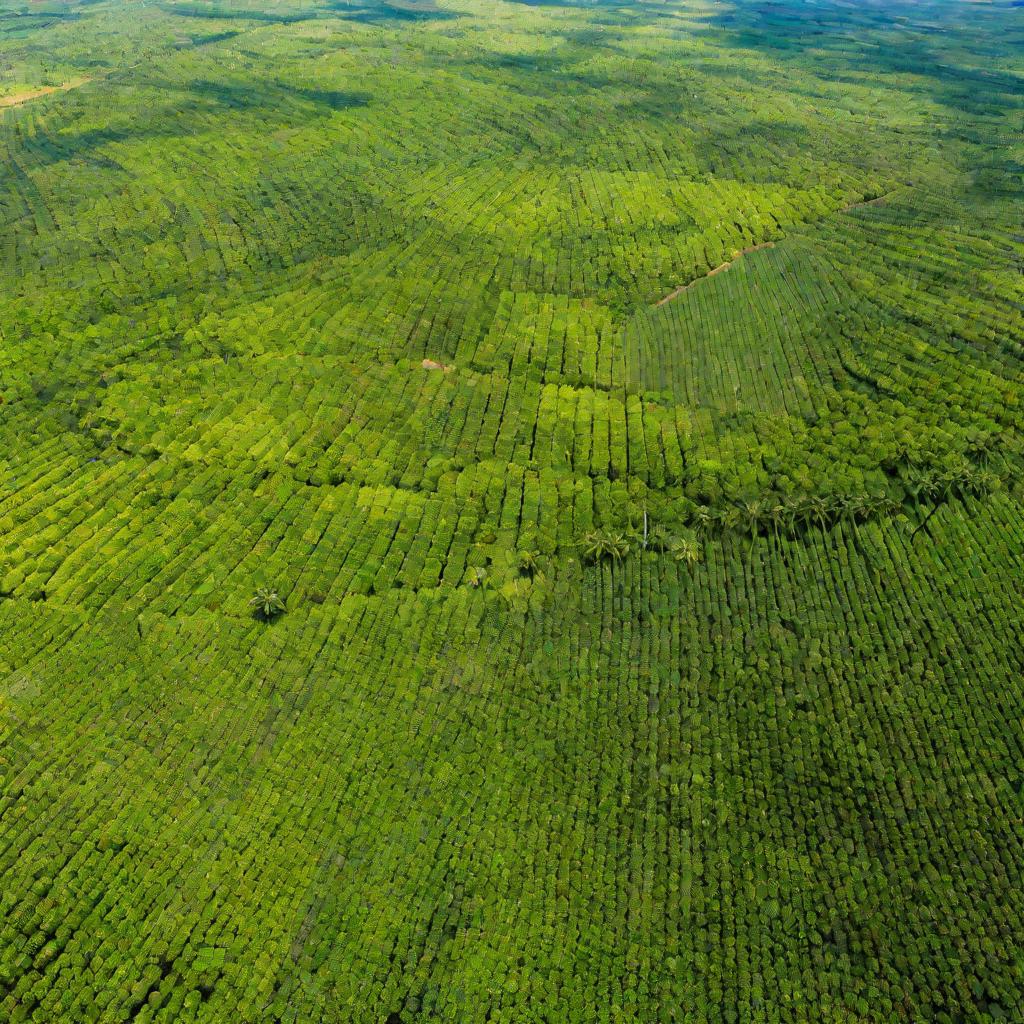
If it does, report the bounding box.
[0,78,89,109]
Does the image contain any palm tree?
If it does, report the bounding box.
[691,506,715,538]
[808,495,832,532]
[869,494,898,518]
[715,507,741,535]
[791,495,816,532]
[742,499,766,553]
[920,471,942,503]
[646,524,674,553]
[936,469,960,502]
[250,588,285,621]
[767,502,788,544]
[970,468,1000,496]
[905,470,929,519]
[580,530,630,564]
[835,493,871,547]
[516,549,540,577]
[669,537,701,567]
[783,495,806,535]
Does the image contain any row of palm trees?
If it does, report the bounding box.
[699,464,1000,540]
[248,465,1007,607]
[579,462,1005,564]
[580,527,700,566]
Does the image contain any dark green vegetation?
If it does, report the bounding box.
[1,0,1023,1020]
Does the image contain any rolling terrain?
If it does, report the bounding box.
[1,0,1023,1021]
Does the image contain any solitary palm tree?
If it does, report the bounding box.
[716,507,741,534]
[808,495,831,532]
[250,588,285,621]
[743,499,766,553]
[691,506,714,537]
[767,502,787,544]
[580,530,630,564]
[517,549,540,577]
[670,537,701,567]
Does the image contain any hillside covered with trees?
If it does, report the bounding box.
[0,0,1023,1020]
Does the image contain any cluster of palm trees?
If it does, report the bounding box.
[578,460,1005,567]
[692,465,1001,544]
[903,464,1001,513]
[579,530,633,564]
[689,494,898,543]
[249,461,1006,604]
[580,526,700,566]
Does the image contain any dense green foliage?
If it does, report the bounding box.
[1,0,1023,1020]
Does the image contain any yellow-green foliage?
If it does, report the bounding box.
[0,0,1023,1021]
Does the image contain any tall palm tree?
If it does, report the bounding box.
[808,495,831,532]
[742,499,766,553]
[716,507,741,535]
[767,502,788,545]
[691,506,715,538]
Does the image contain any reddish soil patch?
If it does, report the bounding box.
[0,78,89,109]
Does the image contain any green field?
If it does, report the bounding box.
[1,0,1023,1020]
